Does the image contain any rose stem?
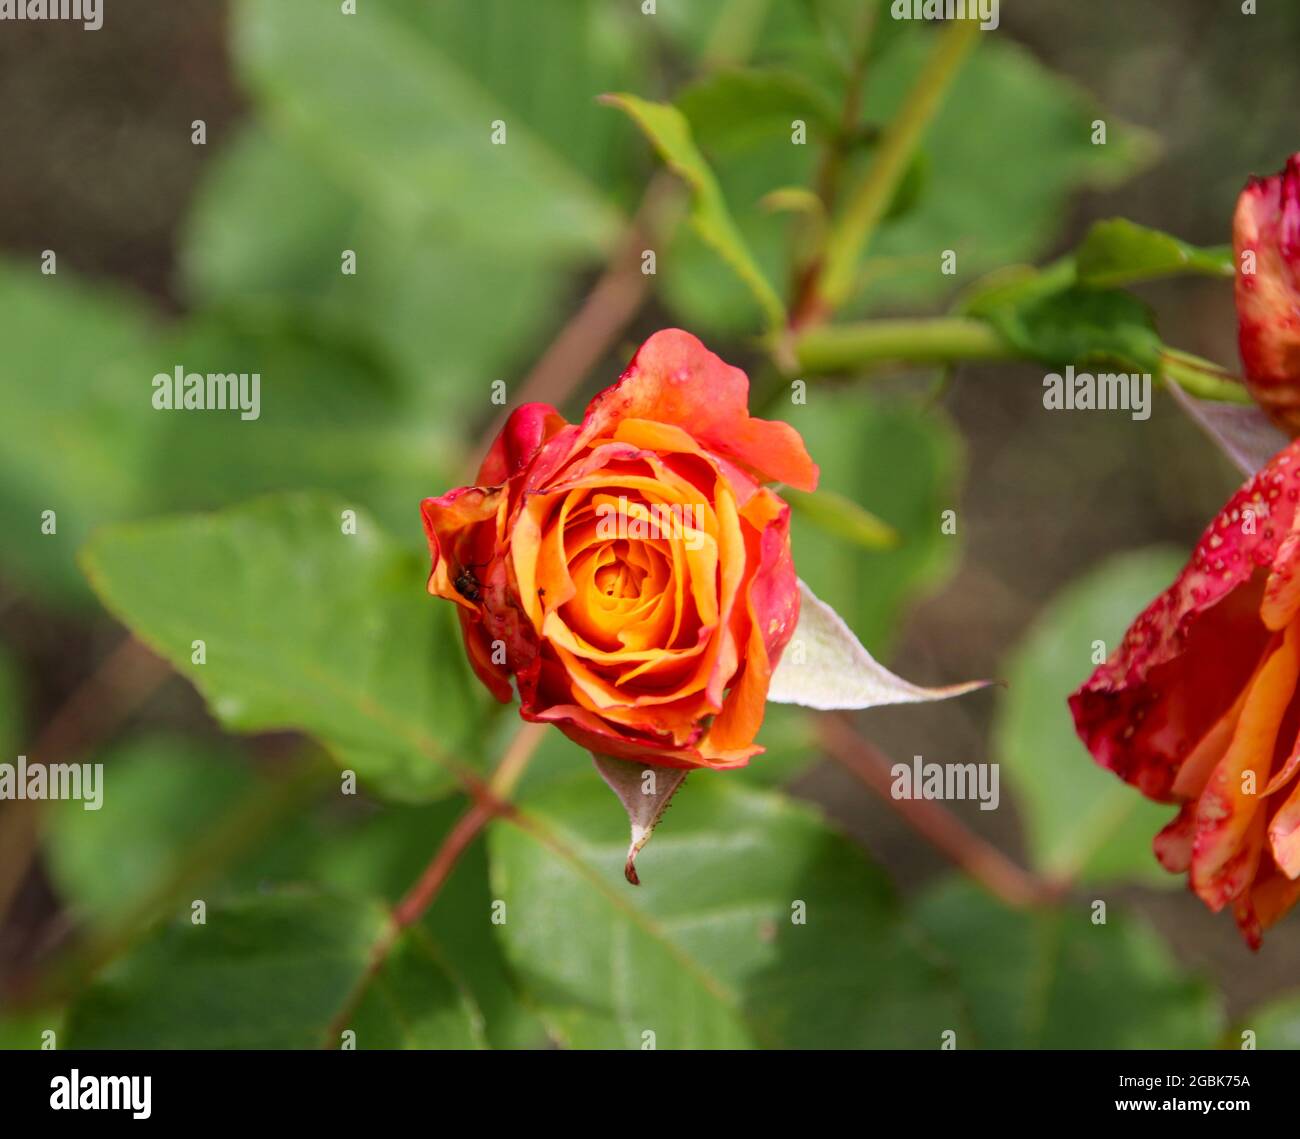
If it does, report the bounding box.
[817,712,1065,909]
[470,174,677,468]
[0,636,173,933]
[391,721,547,930]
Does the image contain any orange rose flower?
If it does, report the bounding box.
[1070,439,1300,947]
[1235,153,1300,433]
[420,329,818,770]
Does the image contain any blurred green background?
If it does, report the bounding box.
[1,0,1298,1048]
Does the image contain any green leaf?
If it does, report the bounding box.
[179,125,569,418]
[142,312,458,539]
[55,753,543,1049]
[0,257,463,607]
[45,737,259,927]
[676,66,840,153]
[602,93,787,330]
[378,0,647,191]
[0,262,161,603]
[782,487,898,551]
[489,776,963,1048]
[957,257,1075,313]
[80,494,490,803]
[64,892,482,1049]
[786,392,961,656]
[916,879,1223,1049]
[0,1009,64,1051]
[311,797,548,1050]
[994,548,1187,886]
[1075,219,1234,289]
[233,0,621,260]
[746,704,822,787]
[1238,991,1300,1049]
[982,285,1163,372]
[659,27,1155,330]
[857,34,1157,310]
[0,643,20,757]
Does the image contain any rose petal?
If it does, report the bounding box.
[476,402,568,485]
[581,329,819,491]
[1070,438,1300,800]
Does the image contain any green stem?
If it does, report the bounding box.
[815,19,981,313]
[702,0,772,69]
[1159,348,1252,404]
[794,316,1015,373]
[790,318,1255,408]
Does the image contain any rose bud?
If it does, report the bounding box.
[1070,438,1300,948]
[421,329,818,770]
[1235,153,1300,432]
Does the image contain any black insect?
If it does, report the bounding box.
[453,561,487,603]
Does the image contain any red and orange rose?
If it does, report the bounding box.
[1069,154,1300,948]
[1071,439,1300,948]
[421,329,817,770]
[1235,152,1300,434]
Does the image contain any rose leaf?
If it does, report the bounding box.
[592,755,688,886]
[767,579,989,710]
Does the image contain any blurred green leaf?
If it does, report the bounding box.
[956,256,1077,316]
[677,66,840,153]
[0,642,20,756]
[603,93,787,330]
[0,1009,64,1051]
[54,746,543,1048]
[234,0,621,260]
[747,705,822,787]
[982,285,1163,372]
[64,892,482,1048]
[1075,219,1234,289]
[311,797,547,1049]
[760,184,826,219]
[858,34,1156,309]
[180,125,568,419]
[381,0,647,191]
[212,0,653,418]
[1239,991,1300,1049]
[80,494,490,803]
[0,263,160,603]
[916,879,1223,1049]
[659,132,815,334]
[994,548,1187,886]
[46,737,258,927]
[144,312,457,539]
[783,486,899,551]
[882,150,930,223]
[658,29,1154,330]
[0,258,461,606]
[490,775,963,1048]
[786,392,961,655]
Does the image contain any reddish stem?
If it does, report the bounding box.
[0,637,172,930]
[472,175,673,465]
[391,801,493,928]
[818,713,1064,909]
